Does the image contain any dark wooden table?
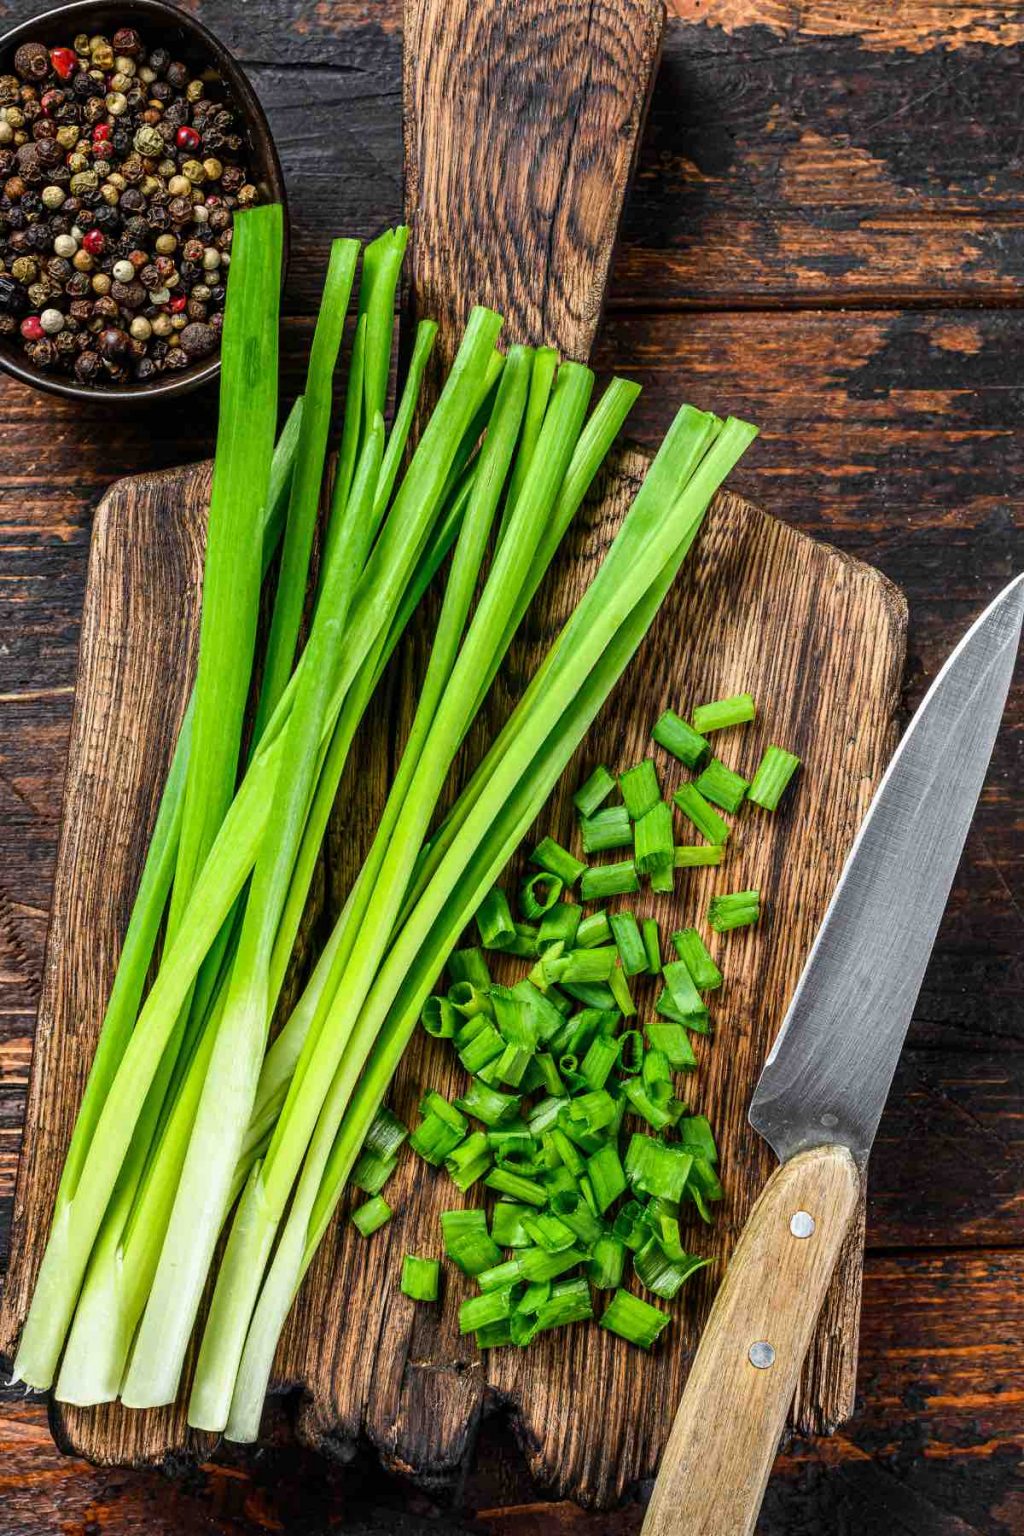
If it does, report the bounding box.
[1,3,1021,1532]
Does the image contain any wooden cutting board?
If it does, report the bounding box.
[0,0,908,1508]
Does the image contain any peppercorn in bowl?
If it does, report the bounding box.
[0,0,286,399]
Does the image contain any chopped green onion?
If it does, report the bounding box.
[449,980,494,1019]
[530,1276,593,1334]
[586,1143,627,1211]
[520,870,564,920]
[649,862,675,894]
[634,1238,710,1299]
[521,1211,577,1252]
[532,1052,567,1098]
[625,1134,694,1201]
[580,805,632,854]
[646,1022,698,1070]
[458,1023,505,1075]
[459,1287,516,1334]
[567,1088,617,1136]
[492,921,540,957]
[661,960,710,1028]
[673,784,730,845]
[363,1106,408,1161]
[580,1033,620,1091]
[580,861,639,902]
[576,910,612,948]
[587,1234,626,1289]
[491,1202,533,1248]
[634,802,674,874]
[485,1167,549,1206]
[656,989,710,1034]
[421,996,458,1038]
[652,709,709,769]
[448,947,491,989]
[607,963,636,1018]
[350,1195,391,1237]
[475,1319,514,1349]
[476,886,516,948]
[641,918,662,973]
[445,1132,493,1191]
[573,765,616,818]
[619,760,661,820]
[616,1029,644,1075]
[691,692,755,734]
[351,1149,398,1195]
[642,1048,673,1100]
[748,745,801,811]
[530,837,586,887]
[549,1190,604,1248]
[694,758,749,814]
[409,1094,468,1166]
[624,1078,677,1130]
[453,1080,520,1127]
[674,844,726,869]
[708,889,761,932]
[401,1255,440,1302]
[600,1289,670,1350]
[441,1209,503,1276]
[671,928,723,991]
[678,1114,719,1164]
[549,946,617,983]
[537,903,581,954]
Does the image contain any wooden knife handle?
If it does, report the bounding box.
[641,1145,862,1536]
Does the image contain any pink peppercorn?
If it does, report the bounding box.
[20,315,45,341]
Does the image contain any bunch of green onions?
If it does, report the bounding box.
[14,203,756,1439]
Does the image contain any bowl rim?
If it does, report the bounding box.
[0,0,288,404]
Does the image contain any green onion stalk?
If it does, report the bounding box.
[225,411,757,1437]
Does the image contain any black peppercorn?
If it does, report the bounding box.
[163,344,188,370]
[98,325,130,361]
[74,349,102,382]
[165,61,188,90]
[134,355,157,380]
[148,46,170,75]
[13,42,49,83]
[112,27,143,58]
[0,273,28,314]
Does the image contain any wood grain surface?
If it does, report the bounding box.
[0,1,1021,1531]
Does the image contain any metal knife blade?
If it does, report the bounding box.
[749,573,1023,1166]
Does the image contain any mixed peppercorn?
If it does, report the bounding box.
[0,26,260,385]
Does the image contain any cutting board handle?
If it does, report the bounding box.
[642,1145,862,1536]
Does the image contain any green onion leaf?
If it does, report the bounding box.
[707,889,761,932]
[530,836,586,887]
[671,928,723,991]
[401,1255,440,1302]
[580,862,639,902]
[694,757,749,814]
[672,784,730,845]
[579,805,632,854]
[748,745,801,811]
[619,759,660,820]
[652,709,709,769]
[573,765,616,818]
[600,1288,670,1349]
[350,1195,392,1237]
[691,692,755,734]
[633,802,674,875]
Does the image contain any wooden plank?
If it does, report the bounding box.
[0,1249,1018,1535]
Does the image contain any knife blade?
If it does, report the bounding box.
[750,570,1024,1166]
[642,574,1022,1536]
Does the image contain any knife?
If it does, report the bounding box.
[641,573,1024,1536]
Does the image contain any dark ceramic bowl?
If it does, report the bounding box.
[0,0,287,402]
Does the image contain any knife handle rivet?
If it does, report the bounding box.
[749,1341,776,1370]
[790,1210,815,1239]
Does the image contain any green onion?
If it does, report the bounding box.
[708,889,761,932]
[607,963,636,1018]
[537,903,581,954]
[401,1255,440,1302]
[530,836,586,887]
[679,1116,719,1164]
[641,918,662,973]
[351,1148,398,1195]
[587,1234,626,1289]
[573,765,616,818]
[449,981,493,1019]
[576,911,612,948]
[445,1131,493,1191]
[634,1238,710,1299]
[691,692,755,734]
[491,1203,532,1248]
[454,1080,520,1127]
[580,1033,620,1091]
[448,948,491,988]
[530,1276,593,1334]
[477,887,516,948]
[600,1288,670,1350]
[520,870,564,919]
[633,802,674,874]
[673,784,730,845]
[674,844,726,869]
[624,1079,677,1131]
[748,745,801,811]
[421,996,458,1038]
[493,922,540,958]
[580,861,639,902]
[694,757,749,814]
[485,1167,548,1206]
[671,928,723,990]
[579,805,632,854]
[661,960,710,1027]
[646,1022,698,1070]
[350,1195,392,1237]
[652,709,709,769]
[586,1143,627,1211]
[410,1093,467,1166]
[619,759,660,820]
[649,863,675,895]
[625,1135,693,1201]
[617,1030,644,1075]
[521,1211,577,1252]
[441,1209,503,1276]
[656,989,710,1034]
[459,1288,516,1334]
